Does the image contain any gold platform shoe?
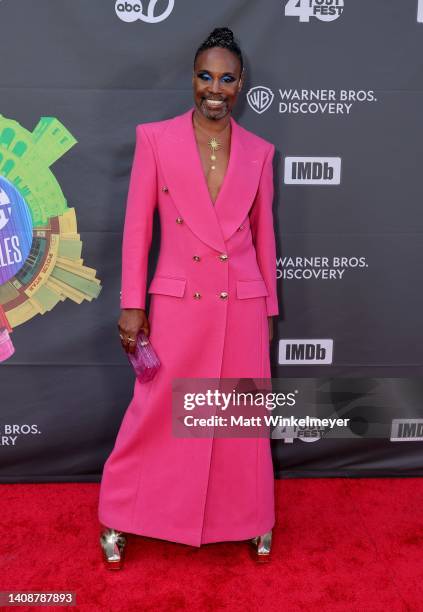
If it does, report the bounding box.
[100,527,127,570]
[250,529,272,562]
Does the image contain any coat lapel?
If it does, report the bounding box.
[156,107,263,252]
[214,116,263,242]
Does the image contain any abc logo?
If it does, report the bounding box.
[115,0,175,23]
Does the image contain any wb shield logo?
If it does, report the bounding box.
[247,86,274,114]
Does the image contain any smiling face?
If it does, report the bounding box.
[192,47,244,121]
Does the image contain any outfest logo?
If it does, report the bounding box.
[284,0,344,22]
[0,115,102,350]
[115,0,175,23]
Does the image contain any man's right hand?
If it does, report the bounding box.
[118,309,150,354]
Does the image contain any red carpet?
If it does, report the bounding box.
[1,478,422,611]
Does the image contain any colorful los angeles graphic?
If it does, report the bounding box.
[0,115,102,362]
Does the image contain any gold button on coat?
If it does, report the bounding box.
[219,292,228,299]
[193,292,201,299]
[162,186,169,193]
[176,217,184,224]
[193,255,201,262]
[219,253,228,261]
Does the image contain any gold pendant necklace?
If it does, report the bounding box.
[193,115,230,172]
[208,137,221,171]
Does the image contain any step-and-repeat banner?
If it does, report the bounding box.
[0,1,422,481]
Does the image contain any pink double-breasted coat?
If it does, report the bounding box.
[98,107,279,547]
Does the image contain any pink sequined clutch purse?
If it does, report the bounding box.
[126,331,160,383]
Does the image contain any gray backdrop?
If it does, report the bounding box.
[0,0,422,481]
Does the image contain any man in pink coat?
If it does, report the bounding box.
[98,27,279,567]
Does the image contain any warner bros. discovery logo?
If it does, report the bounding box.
[279,340,334,365]
[247,86,274,114]
[284,157,341,185]
[115,0,175,23]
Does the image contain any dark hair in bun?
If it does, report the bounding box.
[194,27,243,72]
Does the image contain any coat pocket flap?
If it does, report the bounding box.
[236,279,269,299]
[148,276,186,297]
